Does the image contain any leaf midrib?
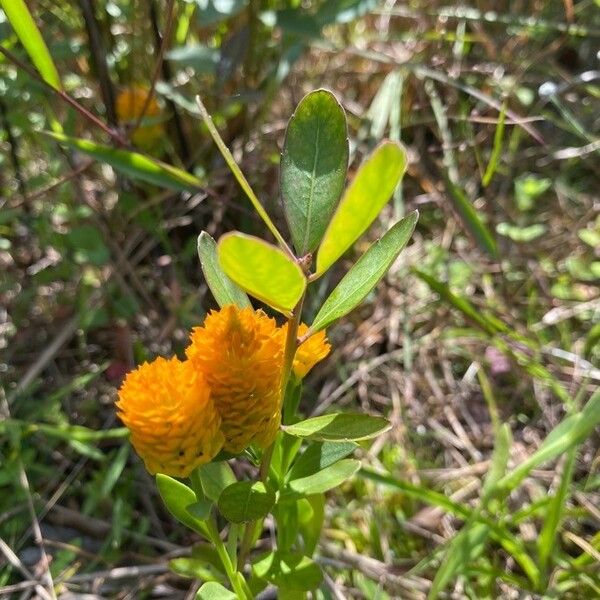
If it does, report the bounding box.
[302,116,321,253]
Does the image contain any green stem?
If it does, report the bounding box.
[196,95,293,257]
[206,518,251,599]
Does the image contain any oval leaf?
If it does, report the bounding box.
[196,461,237,503]
[198,232,251,309]
[283,413,391,442]
[253,551,323,592]
[217,232,306,314]
[316,140,408,274]
[281,89,349,254]
[156,474,207,535]
[311,211,418,332]
[288,441,358,481]
[0,0,61,90]
[45,132,203,191]
[196,582,237,600]
[288,459,360,494]
[218,481,275,523]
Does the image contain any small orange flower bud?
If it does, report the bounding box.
[116,357,223,477]
[186,305,283,453]
[281,323,331,379]
[115,85,163,148]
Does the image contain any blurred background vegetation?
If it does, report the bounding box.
[1,1,599,598]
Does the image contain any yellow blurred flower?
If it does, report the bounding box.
[115,85,164,148]
[292,324,331,379]
[186,306,284,453]
[116,357,223,477]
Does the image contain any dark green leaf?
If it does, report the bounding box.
[288,459,360,494]
[218,481,275,523]
[281,89,348,254]
[197,232,251,309]
[196,461,236,503]
[443,173,497,258]
[311,211,418,331]
[288,441,357,481]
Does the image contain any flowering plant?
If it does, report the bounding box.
[117,89,417,598]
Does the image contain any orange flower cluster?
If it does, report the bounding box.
[115,85,163,148]
[117,305,330,477]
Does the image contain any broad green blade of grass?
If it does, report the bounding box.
[413,269,505,335]
[482,101,507,187]
[281,89,349,254]
[537,448,577,574]
[361,466,540,586]
[316,141,408,274]
[429,524,490,599]
[0,0,62,90]
[429,423,512,598]
[498,388,600,493]
[443,172,498,258]
[46,132,203,191]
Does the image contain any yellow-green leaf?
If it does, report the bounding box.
[217,232,306,314]
[0,0,61,90]
[45,132,203,191]
[316,140,407,274]
[197,232,251,309]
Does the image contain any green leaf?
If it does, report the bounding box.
[443,173,497,258]
[496,222,546,242]
[283,413,391,442]
[537,448,576,572]
[281,89,348,254]
[0,0,61,89]
[429,524,490,599]
[297,494,325,556]
[217,481,275,523]
[288,441,357,481]
[195,582,237,600]
[196,461,236,503]
[311,211,417,331]
[169,557,221,582]
[316,141,407,274]
[217,232,306,314]
[45,132,203,191]
[253,551,323,592]
[197,232,251,309]
[498,388,600,492]
[288,459,360,494]
[155,474,207,535]
[186,498,213,521]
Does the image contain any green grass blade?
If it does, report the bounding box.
[499,388,600,492]
[0,0,62,89]
[482,101,507,187]
[537,447,577,574]
[45,131,203,191]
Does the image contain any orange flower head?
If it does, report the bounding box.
[280,323,331,379]
[116,357,223,477]
[115,85,163,148]
[186,305,283,453]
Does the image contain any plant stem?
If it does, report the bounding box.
[195,95,294,257]
[206,518,250,599]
